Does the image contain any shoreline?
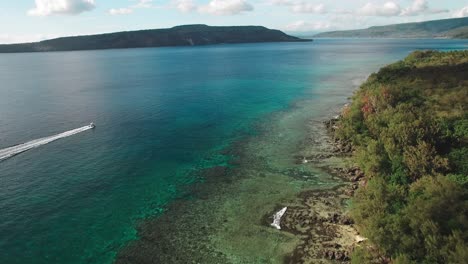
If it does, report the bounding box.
[269,115,367,263]
[115,65,371,264]
[115,107,364,263]
[2,40,465,264]
[117,49,468,263]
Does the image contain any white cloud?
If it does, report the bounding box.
[453,6,468,18]
[358,1,401,17]
[290,3,326,14]
[173,0,197,13]
[270,1,327,14]
[285,20,331,32]
[28,0,95,16]
[400,0,427,16]
[199,0,253,15]
[357,0,448,17]
[284,13,374,32]
[327,14,370,30]
[400,0,448,16]
[133,0,154,8]
[108,0,157,16]
[109,8,133,15]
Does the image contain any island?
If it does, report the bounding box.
[0,25,310,53]
[314,17,468,39]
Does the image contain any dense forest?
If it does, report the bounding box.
[315,17,468,39]
[335,50,468,263]
[0,25,308,53]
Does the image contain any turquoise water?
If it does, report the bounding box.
[0,39,466,264]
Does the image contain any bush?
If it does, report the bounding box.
[337,50,468,263]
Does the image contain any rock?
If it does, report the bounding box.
[343,144,352,152]
[355,235,367,243]
[344,188,355,196]
[350,172,364,182]
[359,179,367,187]
[324,250,334,259]
[335,251,345,260]
[329,213,340,223]
[357,170,365,177]
[322,249,350,261]
[339,215,354,225]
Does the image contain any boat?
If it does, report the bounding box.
[90,122,96,129]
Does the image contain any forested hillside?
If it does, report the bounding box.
[0,25,308,53]
[335,50,468,263]
[315,17,468,38]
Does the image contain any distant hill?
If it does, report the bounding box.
[0,25,310,53]
[314,17,468,38]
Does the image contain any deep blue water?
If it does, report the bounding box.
[0,39,466,264]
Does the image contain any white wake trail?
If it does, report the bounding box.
[0,124,94,161]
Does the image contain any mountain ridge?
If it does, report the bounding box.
[0,24,310,53]
[314,17,468,38]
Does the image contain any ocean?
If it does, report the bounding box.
[0,39,466,264]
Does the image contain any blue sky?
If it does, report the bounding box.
[0,0,467,43]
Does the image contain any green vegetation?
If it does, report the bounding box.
[0,25,309,53]
[335,50,468,263]
[314,17,468,39]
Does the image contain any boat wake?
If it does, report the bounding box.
[0,124,95,161]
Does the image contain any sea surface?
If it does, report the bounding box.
[0,39,466,264]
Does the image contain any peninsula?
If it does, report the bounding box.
[0,25,310,53]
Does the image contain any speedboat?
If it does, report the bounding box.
[90,122,96,129]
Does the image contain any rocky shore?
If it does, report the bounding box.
[266,114,368,263]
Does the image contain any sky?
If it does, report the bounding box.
[0,0,467,43]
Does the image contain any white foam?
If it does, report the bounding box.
[271,207,287,230]
[0,124,94,161]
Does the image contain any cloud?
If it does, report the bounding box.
[453,6,468,18]
[285,20,331,32]
[357,0,447,17]
[109,8,133,15]
[173,0,197,13]
[108,1,157,16]
[133,0,154,8]
[199,0,253,15]
[290,3,326,14]
[327,14,370,30]
[358,1,401,17]
[284,13,373,32]
[28,0,95,16]
[400,0,427,16]
[400,0,448,16]
[270,1,327,14]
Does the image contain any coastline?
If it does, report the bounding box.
[115,100,365,263]
[115,49,468,264]
[114,62,374,263]
[2,40,466,264]
[277,115,367,263]
[113,41,414,264]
